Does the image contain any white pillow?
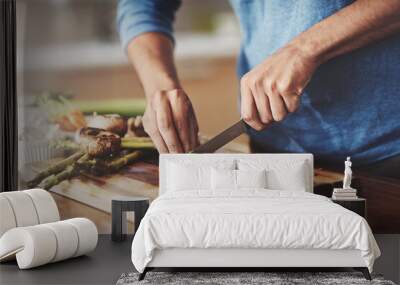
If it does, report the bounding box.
[211,168,236,190]
[211,168,267,190]
[238,159,309,191]
[166,160,235,192]
[236,169,267,188]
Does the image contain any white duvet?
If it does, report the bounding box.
[131,190,380,273]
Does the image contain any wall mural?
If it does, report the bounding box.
[15,1,163,224]
[14,0,400,236]
[16,0,236,229]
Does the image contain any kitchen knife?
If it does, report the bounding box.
[191,119,249,153]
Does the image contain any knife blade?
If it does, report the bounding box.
[191,119,249,153]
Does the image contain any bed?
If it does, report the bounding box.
[131,154,380,280]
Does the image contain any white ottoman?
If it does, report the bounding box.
[0,189,98,269]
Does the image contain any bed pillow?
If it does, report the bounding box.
[211,168,267,190]
[167,160,235,192]
[236,169,267,189]
[211,168,236,190]
[237,159,309,191]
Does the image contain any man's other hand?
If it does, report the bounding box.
[142,89,199,153]
[240,44,319,130]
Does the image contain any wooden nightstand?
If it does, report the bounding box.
[331,197,366,218]
[331,198,367,218]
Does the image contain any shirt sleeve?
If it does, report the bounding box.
[117,0,182,51]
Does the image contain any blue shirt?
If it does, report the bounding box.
[117,0,400,166]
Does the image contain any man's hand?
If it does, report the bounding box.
[126,33,199,153]
[240,44,319,130]
[240,0,400,131]
[142,89,199,153]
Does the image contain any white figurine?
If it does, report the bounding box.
[343,157,353,189]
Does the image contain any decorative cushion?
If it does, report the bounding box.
[211,169,267,190]
[0,218,98,269]
[211,168,236,190]
[236,169,267,189]
[166,160,235,192]
[238,159,309,191]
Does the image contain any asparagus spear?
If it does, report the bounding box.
[75,154,95,169]
[27,150,85,188]
[38,154,92,190]
[39,165,78,190]
[29,144,143,189]
[89,151,142,175]
[106,151,142,171]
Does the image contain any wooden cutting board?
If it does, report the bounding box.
[49,161,159,215]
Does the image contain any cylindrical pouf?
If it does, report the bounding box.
[0,218,98,269]
[1,192,39,227]
[24,189,60,223]
[64,218,98,257]
[0,226,57,269]
[42,221,79,262]
[0,196,17,237]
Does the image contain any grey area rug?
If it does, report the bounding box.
[116,272,396,285]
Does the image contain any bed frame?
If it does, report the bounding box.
[139,154,371,281]
[140,248,370,280]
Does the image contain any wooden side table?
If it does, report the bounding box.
[331,197,366,218]
[111,196,149,242]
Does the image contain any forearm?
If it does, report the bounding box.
[127,32,181,98]
[291,0,400,64]
[126,32,199,153]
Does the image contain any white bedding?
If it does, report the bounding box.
[131,190,380,273]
